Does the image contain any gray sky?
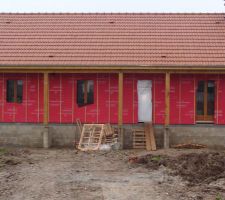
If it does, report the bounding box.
[0,0,224,13]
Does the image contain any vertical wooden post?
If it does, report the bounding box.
[164,72,170,148]
[118,72,123,149]
[44,73,49,126]
[118,72,123,126]
[165,72,170,126]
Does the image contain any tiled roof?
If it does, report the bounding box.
[0,13,225,67]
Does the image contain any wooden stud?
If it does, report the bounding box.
[118,72,123,126]
[165,72,170,126]
[43,73,49,126]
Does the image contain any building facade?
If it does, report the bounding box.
[0,13,225,148]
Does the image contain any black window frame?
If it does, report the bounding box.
[6,80,23,103]
[77,80,94,107]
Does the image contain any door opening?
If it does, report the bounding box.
[196,80,215,122]
[137,80,152,122]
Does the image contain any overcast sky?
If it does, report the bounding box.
[0,0,224,13]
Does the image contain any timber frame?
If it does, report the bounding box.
[1,65,225,129]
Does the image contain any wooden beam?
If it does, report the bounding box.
[165,72,170,126]
[43,73,49,125]
[118,72,123,126]
[164,72,170,149]
[2,65,225,74]
[2,68,225,74]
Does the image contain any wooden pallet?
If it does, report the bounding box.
[78,124,118,151]
[78,124,105,151]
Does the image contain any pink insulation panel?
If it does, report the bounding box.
[0,73,43,123]
[170,74,195,124]
[0,73,224,125]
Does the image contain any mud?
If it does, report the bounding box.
[0,148,224,200]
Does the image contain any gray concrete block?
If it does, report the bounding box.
[0,123,224,149]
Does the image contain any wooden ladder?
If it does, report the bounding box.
[133,123,156,151]
[78,124,105,151]
[133,128,146,149]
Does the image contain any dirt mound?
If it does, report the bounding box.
[0,148,31,168]
[129,152,225,185]
[169,153,225,184]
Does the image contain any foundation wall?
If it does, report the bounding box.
[0,124,45,147]
[0,124,224,149]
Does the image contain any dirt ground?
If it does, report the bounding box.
[0,148,225,200]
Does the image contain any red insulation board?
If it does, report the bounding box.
[49,73,165,124]
[49,74,118,124]
[0,73,43,123]
[0,73,225,125]
[170,74,224,125]
[170,74,195,124]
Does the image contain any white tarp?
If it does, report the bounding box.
[137,80,152,122]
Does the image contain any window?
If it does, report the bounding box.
[77,80,94,106]
[196,80,215,122]
[6,80,23,103]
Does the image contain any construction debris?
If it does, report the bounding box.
[172,143,207,149]
[78,124,118,151]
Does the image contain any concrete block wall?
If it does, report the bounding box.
[169,125,225,149]
[0,124,224,149]
[0,124,44,148]
[49,125,79,147]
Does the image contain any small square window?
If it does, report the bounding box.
[77,80,94,106]
[6,80,23,103]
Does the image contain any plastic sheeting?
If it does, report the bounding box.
[137,80,152,122]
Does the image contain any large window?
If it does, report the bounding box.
[196,80,215,122]
[6,80,23,103]
[77,80,94,106]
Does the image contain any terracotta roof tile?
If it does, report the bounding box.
[0,13,225,67]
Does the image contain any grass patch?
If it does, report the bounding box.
[151,155,161,162]
[0,148,7,155]
[216,194,223,200]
